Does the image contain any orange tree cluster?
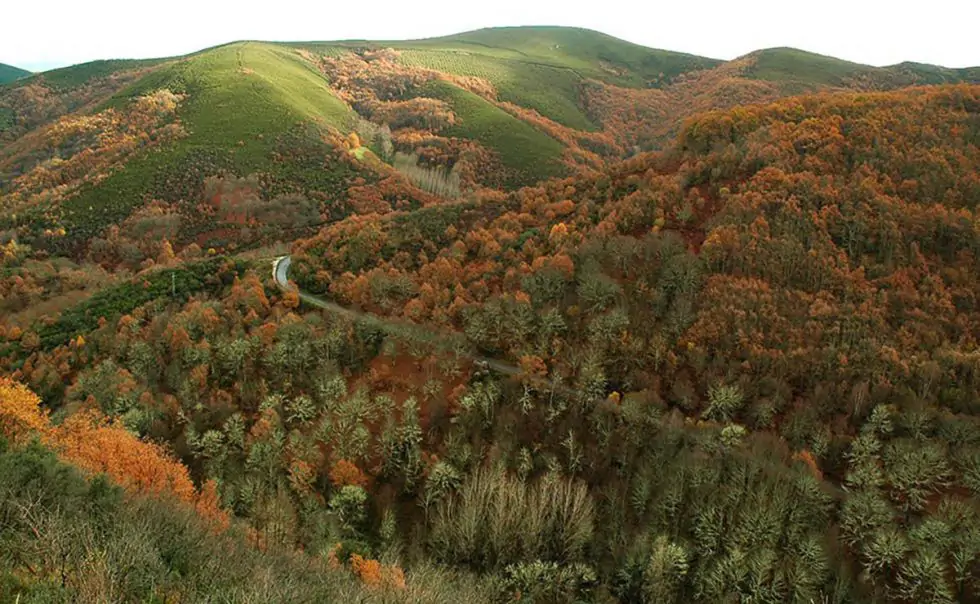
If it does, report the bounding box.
[0,376,228,530]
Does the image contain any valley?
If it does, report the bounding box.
[1,25,980,603]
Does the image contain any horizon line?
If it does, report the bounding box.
[6,25,980,74]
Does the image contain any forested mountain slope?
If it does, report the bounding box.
[3,80,979,602]
[3,27,977,268]
[2,25,980,603]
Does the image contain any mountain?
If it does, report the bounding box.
[745,47,980,87]
[2,27,976,265]
[2,25,980,603]
[286,83,980,603]
[0,63,30,84]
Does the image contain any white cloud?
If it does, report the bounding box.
[5,0,979,71]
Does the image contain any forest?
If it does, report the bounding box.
[1,26,980,603]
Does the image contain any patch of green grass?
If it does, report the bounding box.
[0,63,30,85]
[398,49,596,131]
[422,79,566,188]
[744,48,871,87]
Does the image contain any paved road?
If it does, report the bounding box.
[272,256,521,377]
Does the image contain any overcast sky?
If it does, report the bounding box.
[5,0,979,72]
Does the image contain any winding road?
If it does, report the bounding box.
[272,256,521,377]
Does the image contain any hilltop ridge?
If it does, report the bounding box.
[0,63,30,84]
[2,25,977,264]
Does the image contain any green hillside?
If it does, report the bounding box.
[423,26,721,86]
[744,47,980,90]
[0,63,30,84]
[743,47,872,87]
[292,27,720,130]
[17,42,359,255]
[422,79,567,186]
[112,42,353,149]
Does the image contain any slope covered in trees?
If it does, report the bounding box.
[1,27,976,273]
[3,79,979,602]
[0,390,491,601]
[3,25,980,603]
[284,83,980,602]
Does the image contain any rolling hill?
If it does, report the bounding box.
[294,26,721,130]
[0,25,976,266]
[1,42,377,257]
[0,63,30,84]
[2,26,974,264]
[292,27,980,151]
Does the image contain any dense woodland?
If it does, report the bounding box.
[1,28,980,602]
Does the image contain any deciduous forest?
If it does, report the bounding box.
[1,25,980,603]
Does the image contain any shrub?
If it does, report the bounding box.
[704,383,745,422]
[428,468,594,569]
[329,485,369,536]
[502,559,598,603]
[330,459,369,488]
[642,535,691,603]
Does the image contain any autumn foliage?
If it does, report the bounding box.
[0,376,49,442]
[350,553,406,590]
[329,459,369,488]
[0,377,228,529]
[3,37,980,600]
[55,409,197,502]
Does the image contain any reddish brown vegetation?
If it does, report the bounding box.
[0,377,230,530]
[329,459,369,488]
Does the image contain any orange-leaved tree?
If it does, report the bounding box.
[54,409,197,503]
[350,553,406,590]
[0,376,49,443]
[329,459,369,488]
[0,377,229,530]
